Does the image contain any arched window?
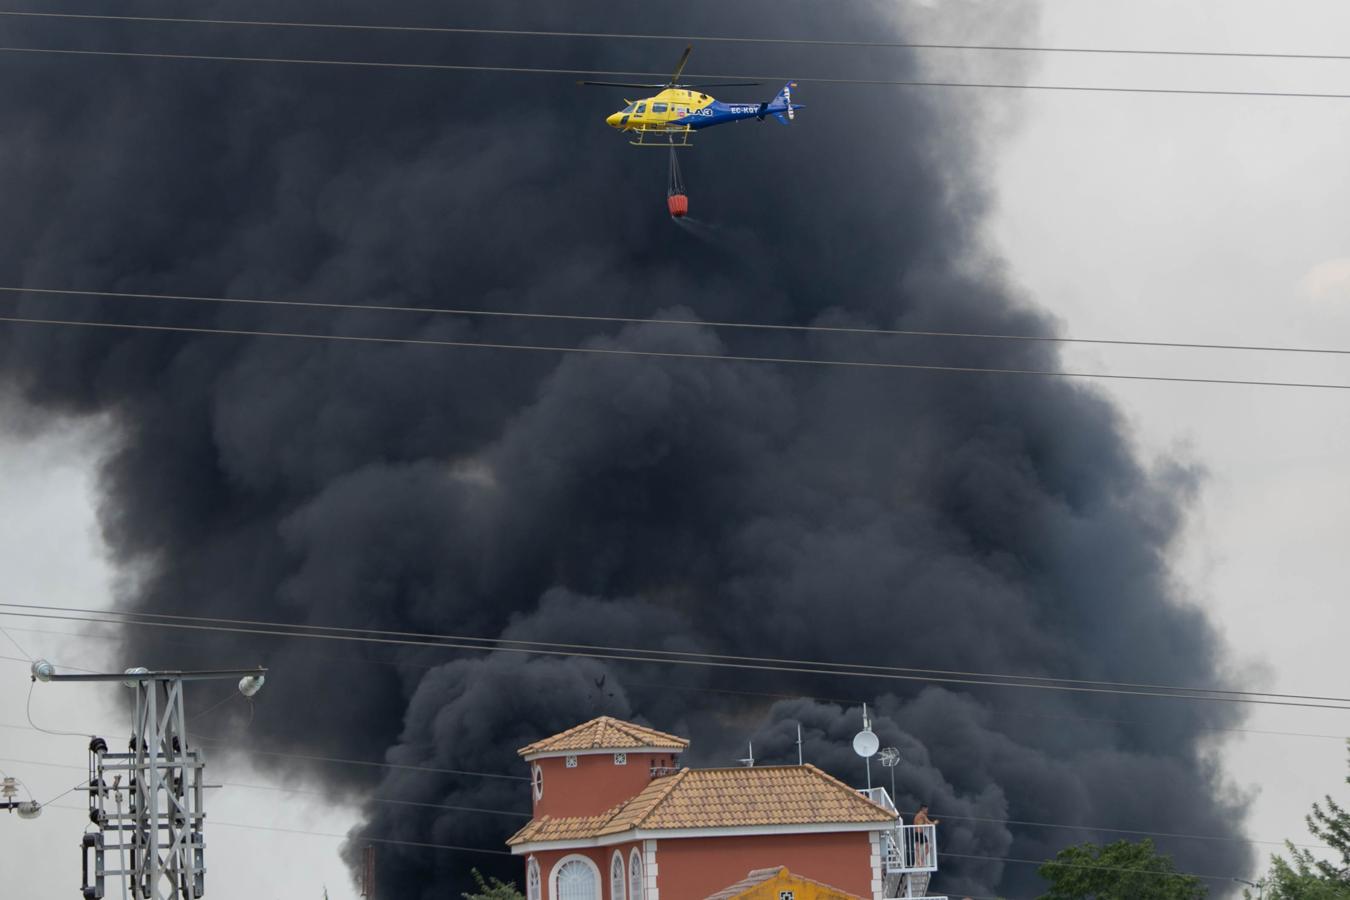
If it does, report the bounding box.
[609,851,626,900]
[527,858,541,900]
[552,856,600,900]
[628,850,643,900]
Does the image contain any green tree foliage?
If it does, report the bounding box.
[1038,838,1206,900]
[1256,742,1350,900]
[461,868,525,900]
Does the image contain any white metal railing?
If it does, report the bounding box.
[858,786,898,813]
[882,823,938,874]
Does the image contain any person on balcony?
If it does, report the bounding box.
[913,804,940,866]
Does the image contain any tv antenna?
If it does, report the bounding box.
[31,659,266,899]
[879,746,901,807]
[852,703,880,791]
[738,740,755,768]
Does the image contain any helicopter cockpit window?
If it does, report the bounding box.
[621,103,637,113]
[635,102,647,113]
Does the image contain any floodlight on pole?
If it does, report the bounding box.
[35,663,267,899]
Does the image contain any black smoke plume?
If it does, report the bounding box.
[0,0,1251,896]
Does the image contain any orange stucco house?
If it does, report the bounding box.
[506,716,942,900]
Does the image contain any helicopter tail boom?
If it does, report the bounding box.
[760,81,801,125]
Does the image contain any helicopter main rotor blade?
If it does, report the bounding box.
[578,80,668,88]
[668,44,693,86]
[678,82,762,88]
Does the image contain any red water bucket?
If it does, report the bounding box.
[667,193,689,218]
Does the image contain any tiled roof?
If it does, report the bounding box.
[507,765,896,846]
[517,716,689,757]
[704,866,865,900]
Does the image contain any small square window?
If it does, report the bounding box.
[565,754,578,768]
[614,753,627,766]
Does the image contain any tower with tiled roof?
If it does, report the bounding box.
[518,716,688,820]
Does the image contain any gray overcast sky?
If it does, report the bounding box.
[3,1,1349,897]
[985,0,1350,886]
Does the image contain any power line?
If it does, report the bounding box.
[9,603,1349,704]
[6,284,1349,357]
[4,44,1350,100]
[4,606,1349,709]
[0,619,867,711]
[0,733,527,782]
[10,631,1350,750]
[941,850,1242,884]
[4,313,1350,392]
[26,802,1269,881]
[6,627,1346,743]
[3,9,1349,64]
[45,802,515,856]
[19,603,1347,704]
[5,754,1322,852]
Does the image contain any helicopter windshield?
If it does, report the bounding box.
[621,103,637,113]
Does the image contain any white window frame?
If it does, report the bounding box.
[550,854,602,900]
[628,849,644,900]
[532,763,544,802]
[527,857,542,900]
[614,753,627,766]
[609,850,626,900]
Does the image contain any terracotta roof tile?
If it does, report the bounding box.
[704,866,865,900]
[507,764,895,846]
[517,716,689,757]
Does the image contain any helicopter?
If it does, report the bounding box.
[581,45,801,149]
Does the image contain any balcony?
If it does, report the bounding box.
[857,788,943,899]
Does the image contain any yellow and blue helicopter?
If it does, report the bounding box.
[582,46,801,149]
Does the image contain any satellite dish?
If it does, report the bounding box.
[852,729,880,759]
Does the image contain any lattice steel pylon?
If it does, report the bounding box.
[32,663,266,900]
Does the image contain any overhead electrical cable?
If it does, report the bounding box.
[4,635,1345,743]
[3,635,1345,744]
[3,314,1349,392]
[3,607,1349,709]
[3,753,1326,852]
[3,44,1350,100]
[6,603,1345,703]
[31,799,1283,883]
[3,9,1349,63]
[13,603,1344,703]
[5,284,1349,357]
[42,802,516,856]
[0,737,528,782]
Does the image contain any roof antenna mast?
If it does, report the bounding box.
[852,703,880,791]
[796,723,804,766]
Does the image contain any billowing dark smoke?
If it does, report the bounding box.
[0,0,1251,896]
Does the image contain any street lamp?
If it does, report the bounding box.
[1233,877,1266,900]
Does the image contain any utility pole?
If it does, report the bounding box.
[360,844,376,898]
[31,659,265,899]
